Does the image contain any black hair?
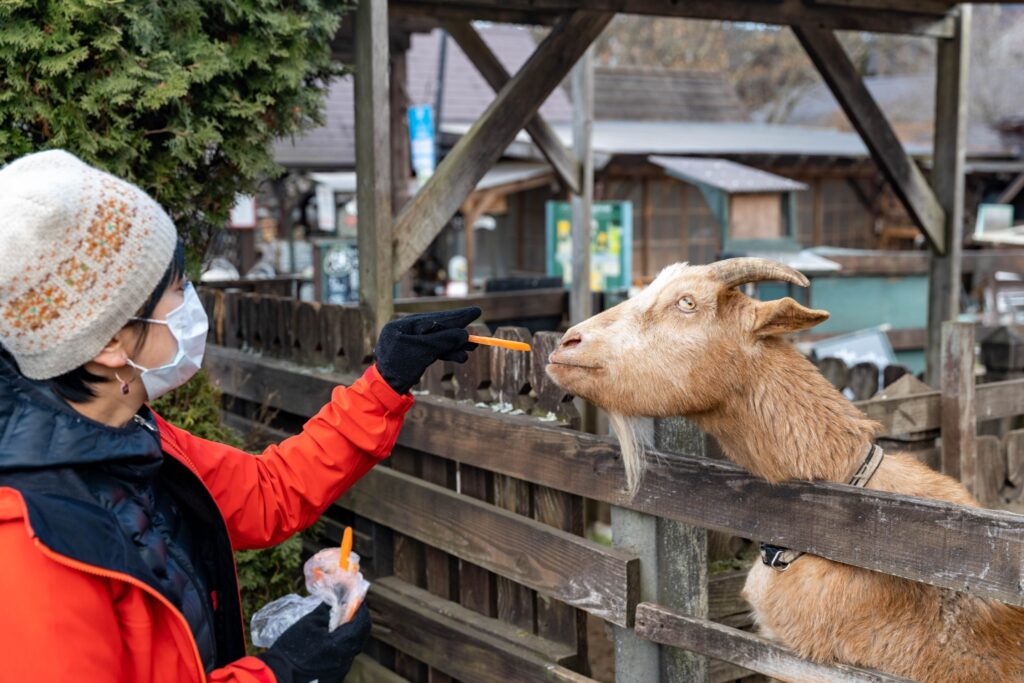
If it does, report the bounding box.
[48,239,187,403]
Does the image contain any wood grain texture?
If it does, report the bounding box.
[419,453,459,683]
[393,288,566,322]
[534,482,588,666]
[340,466,638,627]
[354,0,394,343]
[926,6,971,383]
[975,435,1005,506]
[708,571,750,621]
[940,321,977,490]
[369,577,594,682]
[1006,430,1024,502]
[207,345,1024,606]
[390,0,956,37]
[635,604,914,683]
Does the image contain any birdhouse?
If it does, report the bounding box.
[648,156,808,252]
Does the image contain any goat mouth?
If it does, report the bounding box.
[548,360,604,371]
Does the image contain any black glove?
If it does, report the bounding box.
[256,602,371,683]
[373,307,481,394]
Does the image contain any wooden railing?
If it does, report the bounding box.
[200,290,1024,683]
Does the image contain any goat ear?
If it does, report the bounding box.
[752,297,829,337]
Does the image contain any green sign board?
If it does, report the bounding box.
[545,201,632,292]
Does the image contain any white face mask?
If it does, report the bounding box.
[126,282,209,400]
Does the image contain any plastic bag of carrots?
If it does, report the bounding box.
[250,527,369,647]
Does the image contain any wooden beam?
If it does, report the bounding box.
[793,24,946,254]
[635,604,914,683]
[392,0,956,37]
[997,173,1024,205]
[391,10,614,281]
[570,44,595,325]
[369,577,597,683]
[341,466,639,627]
[392,288,567,321]
[355,0,394,346]
[940,321,977,492]
[443,20,581,194]
[206,345,1024,606]
[926,7,972,384]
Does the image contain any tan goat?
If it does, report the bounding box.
[546,258,1024,682]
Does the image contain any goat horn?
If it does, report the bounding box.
[710,257,810,289]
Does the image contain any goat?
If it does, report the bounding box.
[546,258,1024,682]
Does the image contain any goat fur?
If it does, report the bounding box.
[546,260,1024,682]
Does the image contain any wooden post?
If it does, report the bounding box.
[654,418,710,682]
[613,418,710,683]
[391,45,411,217]
[391,42,416,299]
[355,0,393,348]
[940,321,976,494]
[926,6,971,385]
[570,44,594,325]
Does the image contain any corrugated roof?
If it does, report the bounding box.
[274,25,571,169]
[774,68,1024,156]
[443,119,932,158]
[649,156,807,193]
[594,67,747,122]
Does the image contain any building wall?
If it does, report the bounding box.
[601,173,880,280]
[468,171,882,285]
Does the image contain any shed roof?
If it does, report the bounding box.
[274,25,571,170]
[594,67,747,122]
[649,156,807,193]
[443,119,932,160]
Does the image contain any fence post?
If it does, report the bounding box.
[940,321,977,494]
[612,417,710,683]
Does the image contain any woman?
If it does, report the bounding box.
[0,150,479,682]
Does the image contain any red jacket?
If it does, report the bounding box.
[0,365,413,682]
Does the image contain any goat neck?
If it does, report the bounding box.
[690,337,880,484]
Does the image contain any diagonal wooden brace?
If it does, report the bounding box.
[444,19,582,195]
[391,10,613,281]
[793,23,947,254]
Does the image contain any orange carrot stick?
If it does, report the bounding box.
[339,526,353,572]
[468,335,531,352]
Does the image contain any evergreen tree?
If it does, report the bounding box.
[0,0,348,259]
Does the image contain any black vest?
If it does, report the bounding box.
[0,353,245,671]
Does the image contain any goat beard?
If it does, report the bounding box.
[608,413,654,499]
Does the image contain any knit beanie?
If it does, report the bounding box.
[0,150,178,380]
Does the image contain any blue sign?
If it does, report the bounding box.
[408,105,436,183]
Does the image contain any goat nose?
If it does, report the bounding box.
[559,332,583,350]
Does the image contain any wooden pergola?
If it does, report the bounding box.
[343,4,1012,680]
[349,0,1007,387]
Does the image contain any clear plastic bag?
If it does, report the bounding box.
[250,545,370,648]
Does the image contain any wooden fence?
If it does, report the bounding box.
[198,287,1024,683]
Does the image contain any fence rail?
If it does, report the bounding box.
[200,289,1024,683]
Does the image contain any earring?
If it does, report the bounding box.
[115,372,130,396]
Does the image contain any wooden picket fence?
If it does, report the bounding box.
[198,287,1024,683]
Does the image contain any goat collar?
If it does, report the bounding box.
[759,444,885,572]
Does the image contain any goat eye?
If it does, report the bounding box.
[677,296,697,312]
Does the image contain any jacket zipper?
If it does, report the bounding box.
[33,538,208,682]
